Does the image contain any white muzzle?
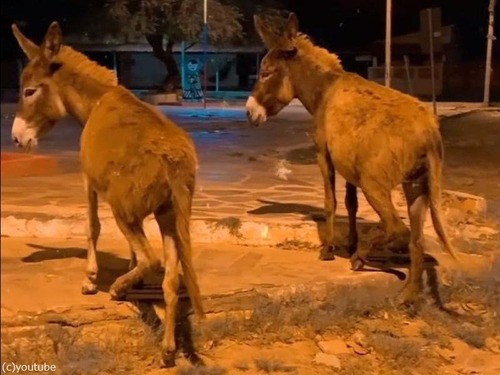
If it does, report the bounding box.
[245,96,268,126]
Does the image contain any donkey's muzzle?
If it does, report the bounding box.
[246,110,263,127]
[245,96,267,127]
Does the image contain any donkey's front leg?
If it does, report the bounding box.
[317,147,337,261]
[82,177,100,295]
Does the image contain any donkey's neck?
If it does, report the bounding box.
[290,61,341,115]
[289,42,343,115]
[58,76,114,125]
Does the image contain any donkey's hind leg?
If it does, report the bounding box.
[154,206,181,368]
[345,182,359,255]
[109,213,161,300]
[82,177,100,295]
[128,243,137,270]
[401,178,428,304]
[361,181,410,252]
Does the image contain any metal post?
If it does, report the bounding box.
[483,0,497,106]
[428,8,437,115]
[403,55,414,95]
[181,41,186,94]
[385,0,392,87]
[203,0,208,109]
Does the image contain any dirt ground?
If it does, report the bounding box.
[2,110,499,375]
[3,267,500,375]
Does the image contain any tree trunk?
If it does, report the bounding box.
[145,34,181,93]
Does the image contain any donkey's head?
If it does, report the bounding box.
[246,13,300,127]
[11,22,66,151]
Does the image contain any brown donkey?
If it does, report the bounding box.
[11,22,204,366]
[246,13,459,303]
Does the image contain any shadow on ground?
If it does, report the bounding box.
[247,199,324,216]
[22,243,130,293]
[247,199,442,284]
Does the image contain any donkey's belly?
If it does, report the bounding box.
[332,162,359,186]
[327,140,360,186]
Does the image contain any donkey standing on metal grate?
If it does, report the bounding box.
[246,13,459,304]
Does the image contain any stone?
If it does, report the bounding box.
[346,331,371,355]
[317,339,351,355]
[351,331,368,348]
[312,352,341,369]
[443,190,487,216]
[346,341,371,355]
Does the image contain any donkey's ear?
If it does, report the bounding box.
[11,24,39,60]
[254,15,278,49]
[41,21,63,60]
[284,13,299,40]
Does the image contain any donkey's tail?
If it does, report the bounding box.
[171,181,205,319]
[427,141,460,262]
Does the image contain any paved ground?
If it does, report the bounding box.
[2,101,499,374]
[0,236,405,315]
[1,102,491,244]
[2,233,493,319]
[1,102,498,311]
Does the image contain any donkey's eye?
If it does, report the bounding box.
[24,88,37,98]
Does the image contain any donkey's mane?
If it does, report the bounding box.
[58,45,118,86]
[295,33,344,73]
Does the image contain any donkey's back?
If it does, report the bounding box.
[321,72,441,187]
[81,86,197,220]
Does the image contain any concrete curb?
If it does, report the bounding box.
[1,275,402,328]
[1,189,487,246]
[1,214,320,247]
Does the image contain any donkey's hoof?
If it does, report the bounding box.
[398,286,423,309]
[350,254,366,271]
[81,280,98,295]
[186,352,205,367]
[109,284,127,301]
[347,243,359,257]
[319,245,335,261]
[161,350,176,368]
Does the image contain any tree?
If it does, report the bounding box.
[107,0,244,93]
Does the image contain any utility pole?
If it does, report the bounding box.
[483,0,497,106]
[427,8,437,115]
[385,0,392,87]
[203,0,208,109]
